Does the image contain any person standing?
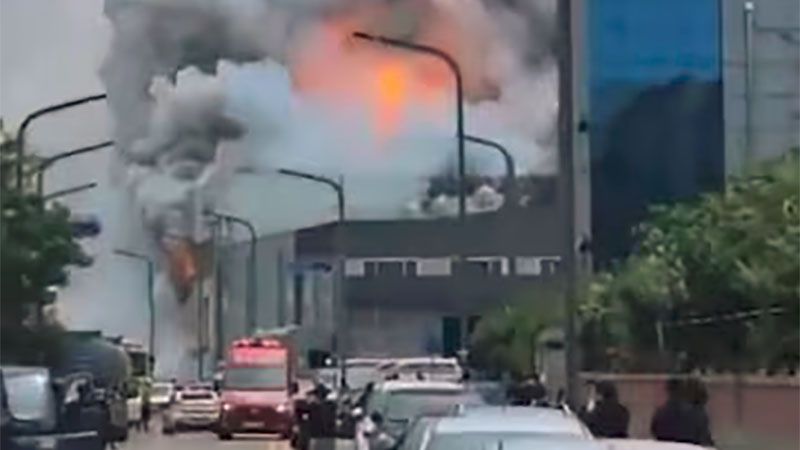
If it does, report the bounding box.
[140,383,151,433]
[581,380,630,438]
[685,377,714,446]
[650,376,707,444]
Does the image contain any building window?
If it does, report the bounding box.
[515,256,561,276]
[404,261,418,277]
[417,258,452,276]
[463,257,507,276]
[345,259,365,277]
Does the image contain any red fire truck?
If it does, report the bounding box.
[217,336,298,440]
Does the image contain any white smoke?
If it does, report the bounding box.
[100,0,558,376]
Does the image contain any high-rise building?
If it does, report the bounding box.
[586,0,726,265]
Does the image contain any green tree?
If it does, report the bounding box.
[1,133,90,364]
[581,149,799,372]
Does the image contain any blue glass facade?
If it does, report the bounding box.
[588,0,725,264]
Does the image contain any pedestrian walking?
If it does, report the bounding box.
[650,376,709,444]
[581,380,630,438]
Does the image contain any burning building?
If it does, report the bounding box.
[99,0,560,375]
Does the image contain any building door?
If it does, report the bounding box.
[441,316,461,357]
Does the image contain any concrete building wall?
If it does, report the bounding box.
[217,231,295,353]
[722,0,800,173]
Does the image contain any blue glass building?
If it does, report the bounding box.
[587,0,725,264]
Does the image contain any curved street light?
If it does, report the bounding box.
[276,168,348,385]
[16,93,107,189]
[206,211,259,335]
[114,248,155,378]
[464,134,517,206]
[352,32,466,223]
[31,140,114,196]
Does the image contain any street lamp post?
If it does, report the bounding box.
[114,249,155,379]
[16,93,107,190]
[276,168,347,385]
[31,140,114,196]
[352,32,466,223]
[42,182,98,202]
[464,134,517,206]
[206,211,258,335]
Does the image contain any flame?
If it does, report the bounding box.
[165,239,198,295]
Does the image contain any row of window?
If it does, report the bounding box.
[344,256,561,278]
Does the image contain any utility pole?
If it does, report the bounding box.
[115,249,156,379]
[743,2,756,168]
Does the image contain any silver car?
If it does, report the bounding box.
[396,405,599,450]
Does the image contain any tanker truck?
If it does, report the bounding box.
[52,331,132,442]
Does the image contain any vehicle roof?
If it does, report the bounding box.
[394,357,459,366]
[432,406,589,436]
[601,439,712,450]
[377,380,464,393]
[346,358,385,367]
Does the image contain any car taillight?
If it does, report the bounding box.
[222,403,233,411]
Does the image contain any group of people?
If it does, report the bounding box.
[579,376,714,446]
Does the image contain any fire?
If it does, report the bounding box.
[375,62,409,136]
[165,239,198,297]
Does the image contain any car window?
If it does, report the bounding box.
[3,371,57,428]
[383,390,465,422]
[180,391,215,401]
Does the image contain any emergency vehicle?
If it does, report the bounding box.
[216,336,298,440]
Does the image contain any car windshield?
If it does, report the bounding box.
[180,391,214,401]
[151,385,171,396]
[346,366,379,390]
[4,371,56,425]
[383,390,466,422]
[224,366,286,390]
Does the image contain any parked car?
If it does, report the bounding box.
[395,405,596,450]
[162,386,220,433]
[355,380,482,449]
[149,381,175,410]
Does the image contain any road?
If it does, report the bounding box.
[121,430,291,450]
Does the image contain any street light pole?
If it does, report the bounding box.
[464,134,517,206]
[352,32,466,223]
[42,182,98,202]
[206,211,258,336]
[16,93,107,190]
[277,168,347,386]
[31,140,114,196]
[114,249,155,379]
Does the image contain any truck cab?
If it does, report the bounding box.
[217,337,298,440]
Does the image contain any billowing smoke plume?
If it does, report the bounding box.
[100,0,557,376]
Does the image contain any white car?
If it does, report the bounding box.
[396,405,598,450]
[386,357,463,383]
[149,381,175,409]
[162,387,220,433]
[356,380,481,450]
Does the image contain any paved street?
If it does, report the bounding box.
[121,429,290,450]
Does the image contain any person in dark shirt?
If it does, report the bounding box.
[685,377,714,446]
[581,380,630,438]
[651,376,710,445]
